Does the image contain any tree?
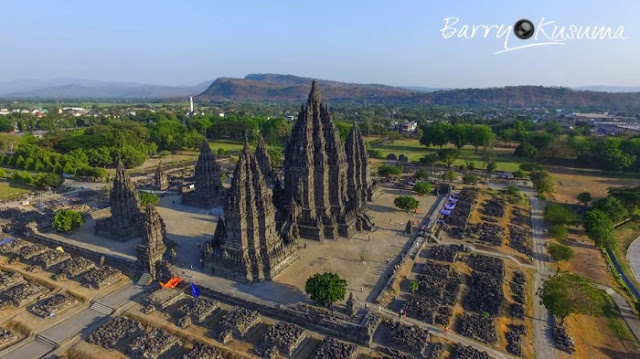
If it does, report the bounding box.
[378,164,403,176]
[544,204,578,225]
[515,143,539,158]
[420,153,439,167]
[415,168,429,180]
[413,181,433,195]
[444,170,458,182]
[584,209,616,250]
[394,196,420,211]
[34,173,64,188]
[305,272,347,307]
[577,192,592,207]
[0,118,13,132]
[540,273,606,322]
[593,196,629,223]
[512,169,525,179]
[139,192,160,206]
[530,169,554,197]
[409,280,419,294]
[548,243,575,262]
[468,125,494,152]
[437,148,459,168]
[548,224,568,241]
[450,124,470,149]
[462,173,478,184]
[486,161,497,173]
[420,122,452,148]
[52,209,85,233]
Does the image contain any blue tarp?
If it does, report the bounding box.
[448,197,458,203]
[445,203,456,210]
[0,238,15,246]
[440,209,452,216]
[437,219,445,224]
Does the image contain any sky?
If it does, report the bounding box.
[1,0,639,88]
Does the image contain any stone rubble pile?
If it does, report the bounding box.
[379,347,415,359]
[0,329,19,350]
[28,293,78,318]
[81,266,123,289]
[510,208,529,227]
[0,208,54,234]
[388,322,430,355]
[128,329,181,359]
[30,250,71,269]
[310,337,358,359]
[510,303,524,319]
[0,238,29,254]
[177,298,218,324]
[482,198,506,218]
[219,307,260,337]
[1,282,48,307]
[445,189,477,239]
[450,345,492,359]
[53,256,95,278]
[508,225,532,256]
[552,316,575,353]
[457,313,497,344]
[182,343,223,359]
[469,255,504,277]
[87,316,143,350]
[467,222,503,246]
[0,270,25,291]
[427,245,464,262]
[17,244,48,261]
[261,321,305,356]
[510,271,526,304]
[464,271,503,315]
[425,342,443,359]
[506,324,525,357]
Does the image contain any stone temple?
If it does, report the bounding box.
[255,134,275,183]
[182,139,226,208]
[154,161,168,190]
[345,122,375,231]
[201,140,297,282]
[280,80,365,240]
[94,161,142,241]
[137,205,167,279]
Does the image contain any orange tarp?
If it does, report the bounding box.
[160,277,183,289]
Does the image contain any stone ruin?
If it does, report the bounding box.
[87,316,143,350]
[510,303,524,320]
[218,307,260,338]
[405,221,412,235]
[137,205,167,279]
[445,189,476,239]
[17,244,48,261]
[0,238,29,254]
[552,315,575,353]
[379,347,415,359]
[510,207,530,227]
[182,343,223,359]
[427,244,465,262]
[154,161,168,190]
[506,324,525,356]
[260,321,305,356]
[280,81,371,240]
[0,270,25,291]
[53,256,95,278]
[28,293,78,318]
[81,265,123,289]
[1,282,48,307]
[182,139,226,208]
[482,198,506,218]
[128,329,181,359]
[202,142,297,282]
[425,342,443,359]
[177,297,218,324]
[464,271,503,316]
[388,322,430,355]
[508,224,532,256]
[0,329,19,350]
[510,271,526,305]
[310,337,358,359]
[0,208,54,234]
[30,249,71,269]
[346,292,355,316]
[255,134,275,183]
[95,161,143,241]
[469,255,504,277]
[457,313,497,344]
[345,121,376,230]
[450,345,492,359]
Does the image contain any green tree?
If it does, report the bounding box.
[593,196,629,223]
[305,272,347,307]
[52,209,85,233]
[394,196,420,211]
[462,173,478,184]
[468,124,494,152]
[548,243,575,262]
[409,280,419,294]
[378,164,403,176]
[415,168,429,180]
[444,170,458,182]
[540,273,606,322]
[34,173,64,188]
[544,204,577,225]
[139,192,160,206]
[512,169,525,179]
[450,123,470,149]
[486,161,497,173]
[584,209,616,250]
[437,148,459,168]
[530,169,554,197]
[577,191,592,207]
[413,181,433,195]
[548,224,568,241]
[420,121,452,148]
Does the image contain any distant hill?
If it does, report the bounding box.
[574,85,640,93]
[198,74,640,111]
[1,80,210,99]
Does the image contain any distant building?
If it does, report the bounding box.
[285,115,296,121]
[400,121,418,133]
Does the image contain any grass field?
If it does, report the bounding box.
[0,180,33,200]
[365,138,524,172]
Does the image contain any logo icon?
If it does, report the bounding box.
[513,19,535,40]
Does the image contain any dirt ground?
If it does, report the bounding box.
[546,165,640,204]
[276,188,436,304]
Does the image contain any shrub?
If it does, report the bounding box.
[378,164,403,176]
[444,170,458,182]
[548,243,575,262]
[415,168,429,180]
[413,181,433,195]
[52,209,85,233]
[462,173,478,184]
[394,196,419,211]
[520,162,544,172]
[139,192,160,206]
[548,224,568,241]
[544,204,577,225]
[305,272,347,307]
[34,173,64,188]
[158,150,171,157]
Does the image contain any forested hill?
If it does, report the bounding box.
[197,74,640,111]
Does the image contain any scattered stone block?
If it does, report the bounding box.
[87,316,143,350]
[310,337,358,359]
[81,266,123,289]
[29,293,78,318]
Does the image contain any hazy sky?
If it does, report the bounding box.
[1,0,639,88]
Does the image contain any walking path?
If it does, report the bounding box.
[626,235,640,283]
[0,283,145,359]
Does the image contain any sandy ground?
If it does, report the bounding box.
[546,165,640,204]
[276,188,436,304]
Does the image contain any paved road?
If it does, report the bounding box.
[626,235,640,283]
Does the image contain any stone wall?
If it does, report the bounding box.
[129,160,198,177]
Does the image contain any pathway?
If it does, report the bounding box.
[626,235,640,283]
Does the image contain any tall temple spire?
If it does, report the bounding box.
[202,143,296,282]
[137,205,167,279]
[95,160,142,240]
[255,133,274,183]
[346,123,375,231]
[155,161,168,190]
[282,81,359,240]
[182,139,226,208]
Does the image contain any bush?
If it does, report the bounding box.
[548,243,575,262]
[367,149,382,159]
[520,162,544,172]
[158,150,171,157]
[305,272,347,307]
[413,181,433,195]
[34,173,64,188]
[548,224,568,241]
[444,170,458,182]
[486,161,497,173]
[52,209,85,233]
[512,169,525,179]
[544,204,577,225]
[378,164,403,176]
[462,173,478,184]
[394,196,419,211]
[415,168,429,180]
[139,192,160,206]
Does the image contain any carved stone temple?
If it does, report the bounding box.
[201,141,296,282]
[280,80,366,240]
[154,161,168,190]
[137,205,167,279]
[182,139,226,208]
[255,134,275,183]
[345,123,375,231]
[94,161,142,241]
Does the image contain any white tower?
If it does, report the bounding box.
[190,96,194,113]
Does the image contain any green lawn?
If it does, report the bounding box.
[366,138,524,172]
[0,180,33,200]
[208,139,284,152]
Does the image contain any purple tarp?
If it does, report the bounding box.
[445,203,456,210]
[0,238,15,246]
[448,197,458,203]
[440,209,452,216]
